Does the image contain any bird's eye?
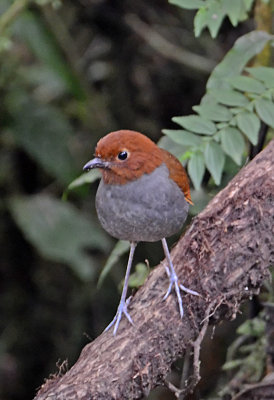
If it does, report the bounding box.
[117,151,128,161]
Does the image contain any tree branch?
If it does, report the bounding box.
[124,14,216,74]
[34,141,274,400]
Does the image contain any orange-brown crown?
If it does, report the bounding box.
[95,130,192,204]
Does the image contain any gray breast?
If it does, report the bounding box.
[95,163,189,242]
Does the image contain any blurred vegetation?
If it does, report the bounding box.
[0,1,273,399]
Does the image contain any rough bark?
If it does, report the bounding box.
[35,141,274,400]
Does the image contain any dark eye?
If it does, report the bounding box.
[118,151,128,161]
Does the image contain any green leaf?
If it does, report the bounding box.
[237,317,265,337]
[220,127,245,165]
[230,107,243,115]
[172,115,216,135]
[207,2,226,39]
[209,89,249,106]
[188,152,205,190]
[162,129,201,147]
[204,141,225,185]
[12,102,77,184]
[246,67,274,89]
[194,7,209,37]
[207,31,272,90]
[21,65,67,98]
[67,170,101,192]
[216,122,229,130]
[228,75,266,94]
[63,169,101,200]
[13,10,85,99]
[169,0,205,9]
[245,102,255,112]
[263,91,273,101]
[158,136,187,159]
[223,0,245,26]
[97,240,130,288]
[9,195,111,281]
[128,263,149,288]
[222,359,244,371]
[180,150,193,161]
[194,1,253,38]
[243,0,255,11]
[236,112,260,145]
[255,98,274,128]
[193,103,233,121]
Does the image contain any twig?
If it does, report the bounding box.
[200,289,240,325]
[0,0,30,35]
[164,301,216,398]
[179,347,191,392]
[124,14,216,74]
[41,5,111,130]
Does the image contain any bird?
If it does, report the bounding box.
[83,130,199,335]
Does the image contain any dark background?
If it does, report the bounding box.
[0,1,266,399]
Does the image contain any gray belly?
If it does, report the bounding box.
[95,163,189,242]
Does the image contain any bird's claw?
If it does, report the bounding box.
[104,297,134,336]
[163,268,200,318]
[180,283,200,297]
[164,265,171,278]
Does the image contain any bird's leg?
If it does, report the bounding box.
[161,238,199,318]
[104,241,137,335]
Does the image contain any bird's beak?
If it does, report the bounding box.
[83,157,108,172]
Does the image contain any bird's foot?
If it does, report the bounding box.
[104,296,133,336]
[163,266,200,318]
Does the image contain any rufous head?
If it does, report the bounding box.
[83,130,192,204]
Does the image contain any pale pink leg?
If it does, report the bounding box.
[161,238,199,317]
[105,242,137,335]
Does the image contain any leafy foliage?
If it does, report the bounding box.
[9,195,111,281]
[163,31,274,189]
[63,170,101,200]
[12,101,77,184]
[128,263,149,289]
[97,240,130,288]
[169,0,255,38]
[221,314,267,396]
